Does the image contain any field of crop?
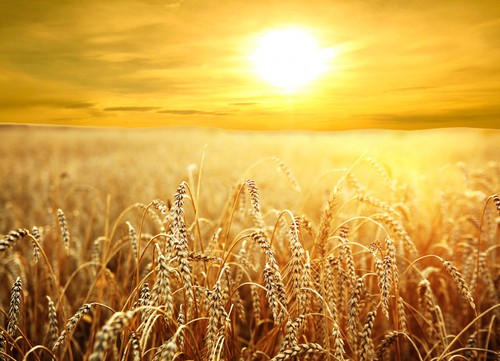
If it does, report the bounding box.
[0,125,498,361]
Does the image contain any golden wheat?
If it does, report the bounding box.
[0,128,498,360]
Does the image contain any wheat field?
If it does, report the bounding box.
[0,125,498,361]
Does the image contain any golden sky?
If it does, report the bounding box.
[1,0,499,130]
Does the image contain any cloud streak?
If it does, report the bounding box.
[157,109,229,116]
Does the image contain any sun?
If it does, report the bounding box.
[251,27,333,94]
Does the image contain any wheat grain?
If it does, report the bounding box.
[0,228,29,252]
[152,199,168,214]
[397,296,408,333]
[250,284,262,325]
[89,311,134,361]
[375,330,400,361]
[263,261,286,324]
[206,266,230,353]
[289,217,306,314]
[245,179,266,230]
[332,321,346,360]
[299,251,313,316]
[130,332,141,361]
[153,339,178,361]
[271,156,301,192]
[478,252,499,307]
[148,252,174,319]
[31,226,42,263]
[364,157,395,190]
[0,332,6,361]
[492,194,500,215]
[356,193,398,216]
[373,213,418,259]
[442,260,475,309]
[359,308,377,361]
[323,257,339,320]
[279,315,305,352]
[53,303,92,350]
[57,208,70,252]
[177,304,185,350]
[335,255,349,317]
[348,277,364,347]
[271,343,326,361]
[315,193,336,259]
[188,251,223,263]
[126,221,138,260]
[339,226,356,287]
[46,296,59,347]
[384,237,399,288]
[377,256,393,319]
[7,277,22,337]
[170,183,194,317]
[417,279,440,342]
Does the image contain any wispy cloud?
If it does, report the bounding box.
[104,106,159,112]
[229,102,260,106]
[158,109,229,116]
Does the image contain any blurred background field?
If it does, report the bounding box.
[0,125,498,234]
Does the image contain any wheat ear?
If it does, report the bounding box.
[7,277,22,337]
[0,229,29,252]
[359,308,377,361]
[375,331,400,361]
[53,303,92,350]
[89,311,134,361]
[442,260,475,309]
[270,343,326,361]
[57,208,70,252]
[46,296,59,347]
[170,183,194,317]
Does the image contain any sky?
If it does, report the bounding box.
[0,0,499,130]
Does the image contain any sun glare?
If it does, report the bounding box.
[251,27,333,94]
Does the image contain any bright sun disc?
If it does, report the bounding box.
[251,27,332,93]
